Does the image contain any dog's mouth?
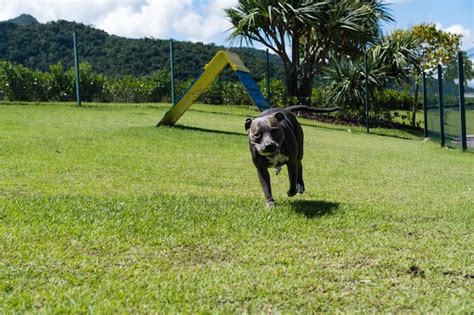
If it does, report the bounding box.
[258,151,275,156]
[258,146,280,157]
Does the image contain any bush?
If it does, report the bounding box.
[199,80,224,105]
[67,63,106,102]
[222,81,252,105]
[198,79,254,106]
[259,79,286,107]
[47,64,73,101]
[0,61,49,101]
[148,69,172,102]
[108,76,152,103]
[373,89,415,111]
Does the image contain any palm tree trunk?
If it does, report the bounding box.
[297,75,313,106]
[284,68,299,105]
[283,65,314,106]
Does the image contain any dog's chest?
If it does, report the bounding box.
[266,153,289,167]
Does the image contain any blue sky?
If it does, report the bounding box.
[383,0,473,50]
[0,0,472,50]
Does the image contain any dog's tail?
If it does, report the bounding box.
[286,105,341,113]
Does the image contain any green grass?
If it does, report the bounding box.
[1,102,473,313]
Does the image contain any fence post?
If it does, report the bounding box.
[422,71,428,138]
[266,49,271,104]
[72,32,81,107]
[169,39,176,106]
[437,64,445,147]
[457,51,467,151]
[364,52,370,133]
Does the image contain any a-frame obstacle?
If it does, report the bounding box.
[157,50,270,126]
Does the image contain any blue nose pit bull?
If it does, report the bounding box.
[245,105,339,207]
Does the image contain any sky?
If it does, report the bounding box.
[0,0,473,51]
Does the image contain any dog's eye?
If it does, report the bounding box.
[270,128,279,135]
[253,132,261,139]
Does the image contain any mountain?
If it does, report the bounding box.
[2,14,39,25]
[0,15,284,81]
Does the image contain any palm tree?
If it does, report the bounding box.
[226,0,392,105]
[325,31,419,113]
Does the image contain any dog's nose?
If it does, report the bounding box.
[264,142,276,152]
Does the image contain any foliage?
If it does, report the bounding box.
[0,19,284,81]
[148,69,172,102]
[1,13,39,25]
[408,24,461,72]
[324,30,418,113]
[226,0,392,104]
[66,62,105,102]
[46,63,73,101]
[0,60,270,105]
[0,61,49,101]
[444,51,474,86]
[259,79,287,107]
[373,88,415,111]
[370,31,420,83]
[393,24,461,126]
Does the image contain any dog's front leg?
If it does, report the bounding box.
[287,162,298,197]
[256,166,274,206]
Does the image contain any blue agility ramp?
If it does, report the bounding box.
[158,51,270,126]
[235,70,269,111]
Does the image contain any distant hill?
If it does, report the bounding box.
[0,15,284,81]
[1,14,39,25]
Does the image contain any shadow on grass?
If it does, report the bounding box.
[290,200,340,218]
[301,121,423,141]
[172,125,247,137]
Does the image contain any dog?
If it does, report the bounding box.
[245,105,340,207]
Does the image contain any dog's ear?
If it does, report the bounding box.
[245,118,253,131]
[274,112,285,122]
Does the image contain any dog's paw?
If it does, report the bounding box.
[274,166,282,175]
[287,189,297,197]
[266,199,275,207]
[297,183,305,194]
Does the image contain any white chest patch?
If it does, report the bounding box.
[266,153,289,167]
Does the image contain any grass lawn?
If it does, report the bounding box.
[1,102,473,313]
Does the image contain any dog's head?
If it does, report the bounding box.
[245,112,286,156]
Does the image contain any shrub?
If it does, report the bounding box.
[198,80,224,105]
[148,69,172,102]
[0,61,49,101]
[373,89,415,111]
[260,79,286,107]
[108,76,152,103]
[67,62,105,102]
[47,63,73,101]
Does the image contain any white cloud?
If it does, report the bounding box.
[445,24,473,51]
[0,0,238,44]
[171,0,236,43]
[0,0,117,24]
[96,1,190,39]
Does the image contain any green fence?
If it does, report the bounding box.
[424,52,472,152]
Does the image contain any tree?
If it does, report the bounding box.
[326,31,418,113]
[226,0,392,105]
[444,51,474,86]
[394,24,461,126]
